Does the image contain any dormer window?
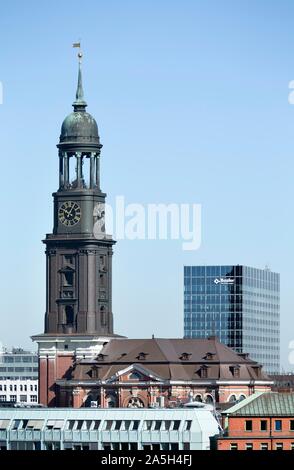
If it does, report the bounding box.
[238,353,249,360]
[199,365,209,379]
[230,365,241,378]
[252,365,262,378]
[117,353,127,360]
[205,352,215,361]
[179,353,191,361]
[97,353,107,362]
[91,366,99,379]
[136,352,148,361]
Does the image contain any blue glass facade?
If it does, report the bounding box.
[184,265,280,374]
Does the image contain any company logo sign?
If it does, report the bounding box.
[214,277,235,285]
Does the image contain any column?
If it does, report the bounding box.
[76,152,82,187]
[95,154,100,189]
[64,152,69,188]
[59,152,64,189]
[90,153,95,189]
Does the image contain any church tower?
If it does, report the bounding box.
[33,53,120,406]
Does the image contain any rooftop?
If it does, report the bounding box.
[222,392,294,416]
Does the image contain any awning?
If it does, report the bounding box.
[46,420,55,427]
[0,420,10,430]
[27,420,44,430]
[46,420,64,429]
[54,420,64,429]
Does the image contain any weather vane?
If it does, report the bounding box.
[73,41,83,63]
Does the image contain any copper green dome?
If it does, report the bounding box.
[60,111,100,145]
[58,62,102,152]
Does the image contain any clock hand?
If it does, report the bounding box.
[67,205,75,217]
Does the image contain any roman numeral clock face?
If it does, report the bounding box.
[58,201,81,227]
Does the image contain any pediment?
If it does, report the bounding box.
[107,364,164,383]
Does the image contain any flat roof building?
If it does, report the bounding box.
[0,406,220,450]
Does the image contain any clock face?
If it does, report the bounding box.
[58,201,81,226]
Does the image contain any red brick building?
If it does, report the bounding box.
[218,392,294,450]
[54,337,272,408]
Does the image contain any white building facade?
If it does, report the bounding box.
[0,406,220,450]
[0,349,38,404]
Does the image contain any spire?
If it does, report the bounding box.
[72,47,87,112]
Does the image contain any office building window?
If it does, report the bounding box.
[230,443,238,450]
[30,395,37,402]
[275,443,283,451]
[260,443,268,450]
[246,443,253,450]
[290,420,294,431]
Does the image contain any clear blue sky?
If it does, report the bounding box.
[0,0,293,370]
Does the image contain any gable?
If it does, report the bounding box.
[107,364,164,383]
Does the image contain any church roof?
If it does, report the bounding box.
[70,337,271,383]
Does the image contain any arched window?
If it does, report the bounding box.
[228,394,237,403]
[106,393,117,408]
[83,393,99,408]
[194,394,203,402]
[205,394,214,404]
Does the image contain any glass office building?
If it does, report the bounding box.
[184,265,280,374]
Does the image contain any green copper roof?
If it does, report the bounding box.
[58,61,102,151]
[223,392,294,416]
[72,62,87,112]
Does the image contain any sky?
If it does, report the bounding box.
[0,0,293,370]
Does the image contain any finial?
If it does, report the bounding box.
[72,41,87,112]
